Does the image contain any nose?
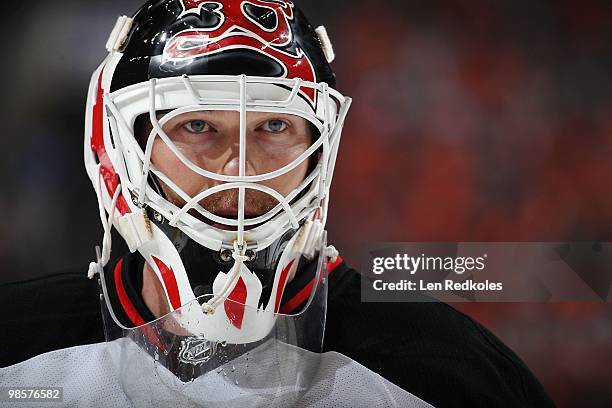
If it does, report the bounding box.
[191,110,259,177]
[221,152,257,177]
[220,124,257,177]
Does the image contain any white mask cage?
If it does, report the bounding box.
[96,71,351,254]
[85,55,350,328]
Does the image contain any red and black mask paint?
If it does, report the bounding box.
[110,0,335,95]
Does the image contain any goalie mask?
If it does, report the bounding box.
[84,0,350,356]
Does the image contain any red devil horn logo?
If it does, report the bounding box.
[164,0,317,102]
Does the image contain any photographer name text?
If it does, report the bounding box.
[371,253,503,292]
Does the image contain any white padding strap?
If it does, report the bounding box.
[106,15,134,52]
[116,208,153,252]
[293,219,324,260]
[315,26,335,63]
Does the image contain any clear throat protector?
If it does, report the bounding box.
[97,237,330,407]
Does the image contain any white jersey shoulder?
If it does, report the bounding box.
[0,341,434,408]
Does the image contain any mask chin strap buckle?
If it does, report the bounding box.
[88,246,104,281]
[87,166,155,279]
[116,208,153,253]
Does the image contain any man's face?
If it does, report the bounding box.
[141,110,312,225]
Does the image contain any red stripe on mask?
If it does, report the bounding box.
[91,68,130,215]
[224,277,247,329]
[151,256,182,310]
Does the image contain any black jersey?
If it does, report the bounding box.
[0,256,554,407]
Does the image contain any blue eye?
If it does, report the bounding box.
[263,119,288,133]
[184,120,209,133]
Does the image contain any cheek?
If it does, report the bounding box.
[256,140,309,170]
[151,141,181,179]
[256,139,311,195]
[151,141,211,196]
[265,158,310,196]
